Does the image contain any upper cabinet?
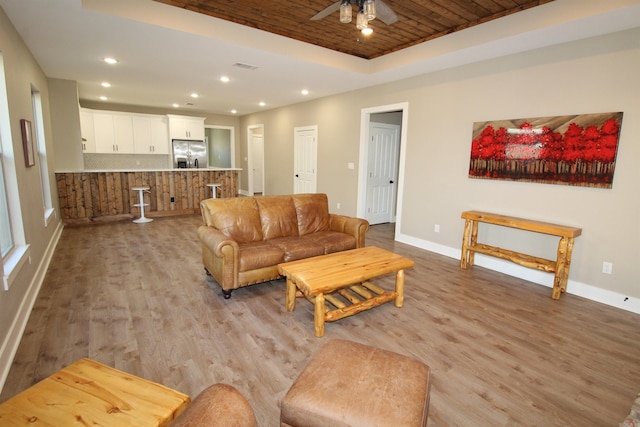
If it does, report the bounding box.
[92,112,135,154]
[79,109,95,153]
[81,109,170,155]
[133,116,169,154]
[167,115,205,140]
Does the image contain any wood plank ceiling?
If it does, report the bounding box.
[154,0,554,60]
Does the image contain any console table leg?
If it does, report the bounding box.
[314,294,325,337]
[460,219,472,269]
[469,221,478,266]
[395,269,405,307]
[552,237,574,299]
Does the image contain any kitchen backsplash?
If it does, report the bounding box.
[83,154,170,170]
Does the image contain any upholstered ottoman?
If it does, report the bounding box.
[280,339,431,427]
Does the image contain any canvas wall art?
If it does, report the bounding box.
[468,112,623,188]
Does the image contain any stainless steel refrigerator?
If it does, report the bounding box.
[172,139,208,168]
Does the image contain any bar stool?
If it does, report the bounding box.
[206,183,221,199]
[131,186,153,223]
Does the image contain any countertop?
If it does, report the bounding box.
[55,168,242,173]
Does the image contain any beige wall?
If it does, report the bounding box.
[240,28,640,310]
[49,78,83,171]
[0,6,62,387]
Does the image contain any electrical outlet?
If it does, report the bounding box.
[336,202,341,210]
[170,197,175,203]
[434,224,440,233]
[602,261,613,274]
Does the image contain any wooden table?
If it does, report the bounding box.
[278,246,414,337]
[460,210,582,299]
[0,358,190,426]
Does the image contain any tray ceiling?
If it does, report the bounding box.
[154,0,554,60]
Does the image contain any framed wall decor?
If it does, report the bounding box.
[468,112,623,188]
[20,119,35,167]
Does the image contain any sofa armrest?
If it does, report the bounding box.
[329,214,369,248]
[197,226,239,257]
[170,383,257,427]
[197,226,240,292]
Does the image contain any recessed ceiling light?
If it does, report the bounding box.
[259,101,266,107]
[220,76,230,83]
[104,57,118,65]
[190,93,199,98]
[301,89,309,95]
[101,82,111,88]
[99,96,108,101]
[172,103,179,108]
[230,109,237,114]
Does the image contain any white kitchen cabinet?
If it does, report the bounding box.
[167,115,205,140]
[93,113,116,153]
[113,115,135,153]
[79,109,95,153]
[133,116,169,154]
[92,112,135,154]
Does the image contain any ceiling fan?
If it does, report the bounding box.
[311,0,399,26]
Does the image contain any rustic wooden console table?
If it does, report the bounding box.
[460,210,582,299]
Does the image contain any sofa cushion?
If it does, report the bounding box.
[202,198,263,243]
[238,241,285,272]
[292,194,330,236]
[256,196,299,240]
[269,236,325,262]
[307,231,357,254]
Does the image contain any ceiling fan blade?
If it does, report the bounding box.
[311,1,341,21]
[375,0,398,25]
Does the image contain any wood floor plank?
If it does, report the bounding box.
[1,216,639,426]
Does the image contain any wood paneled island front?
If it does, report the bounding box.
[55,169,239,224]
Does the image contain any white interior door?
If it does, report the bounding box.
[247,124,264,195]
[293,126,317,193]
[365,122,400,224]
[252,134,264,193]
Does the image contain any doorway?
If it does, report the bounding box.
[357,103,408,234]
[205,125,234,168]
[247,124,264,195]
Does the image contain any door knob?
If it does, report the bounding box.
[295,174,299,178]
[389,180,394,184]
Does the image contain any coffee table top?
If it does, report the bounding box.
[278,246,414,296]
[0,358,190,426]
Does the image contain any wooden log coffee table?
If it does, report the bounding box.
[0,358,190,426]
[278,246,414,337]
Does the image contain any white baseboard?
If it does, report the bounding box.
[395,231,640,315]
[0,221,64,393]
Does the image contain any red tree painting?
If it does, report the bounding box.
[468,112,623,188]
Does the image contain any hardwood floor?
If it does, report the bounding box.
[1,215,639,426]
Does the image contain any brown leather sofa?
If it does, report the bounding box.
[198,193,369,298]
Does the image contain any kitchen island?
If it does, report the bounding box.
[55,168,240,224]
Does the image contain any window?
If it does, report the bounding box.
[31,87,54,225]
[0,138,12,257]
[0,52,30,290]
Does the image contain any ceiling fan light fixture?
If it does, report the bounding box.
[339,0,352,23]
[356,10,368,30]
[364,0,376,20]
